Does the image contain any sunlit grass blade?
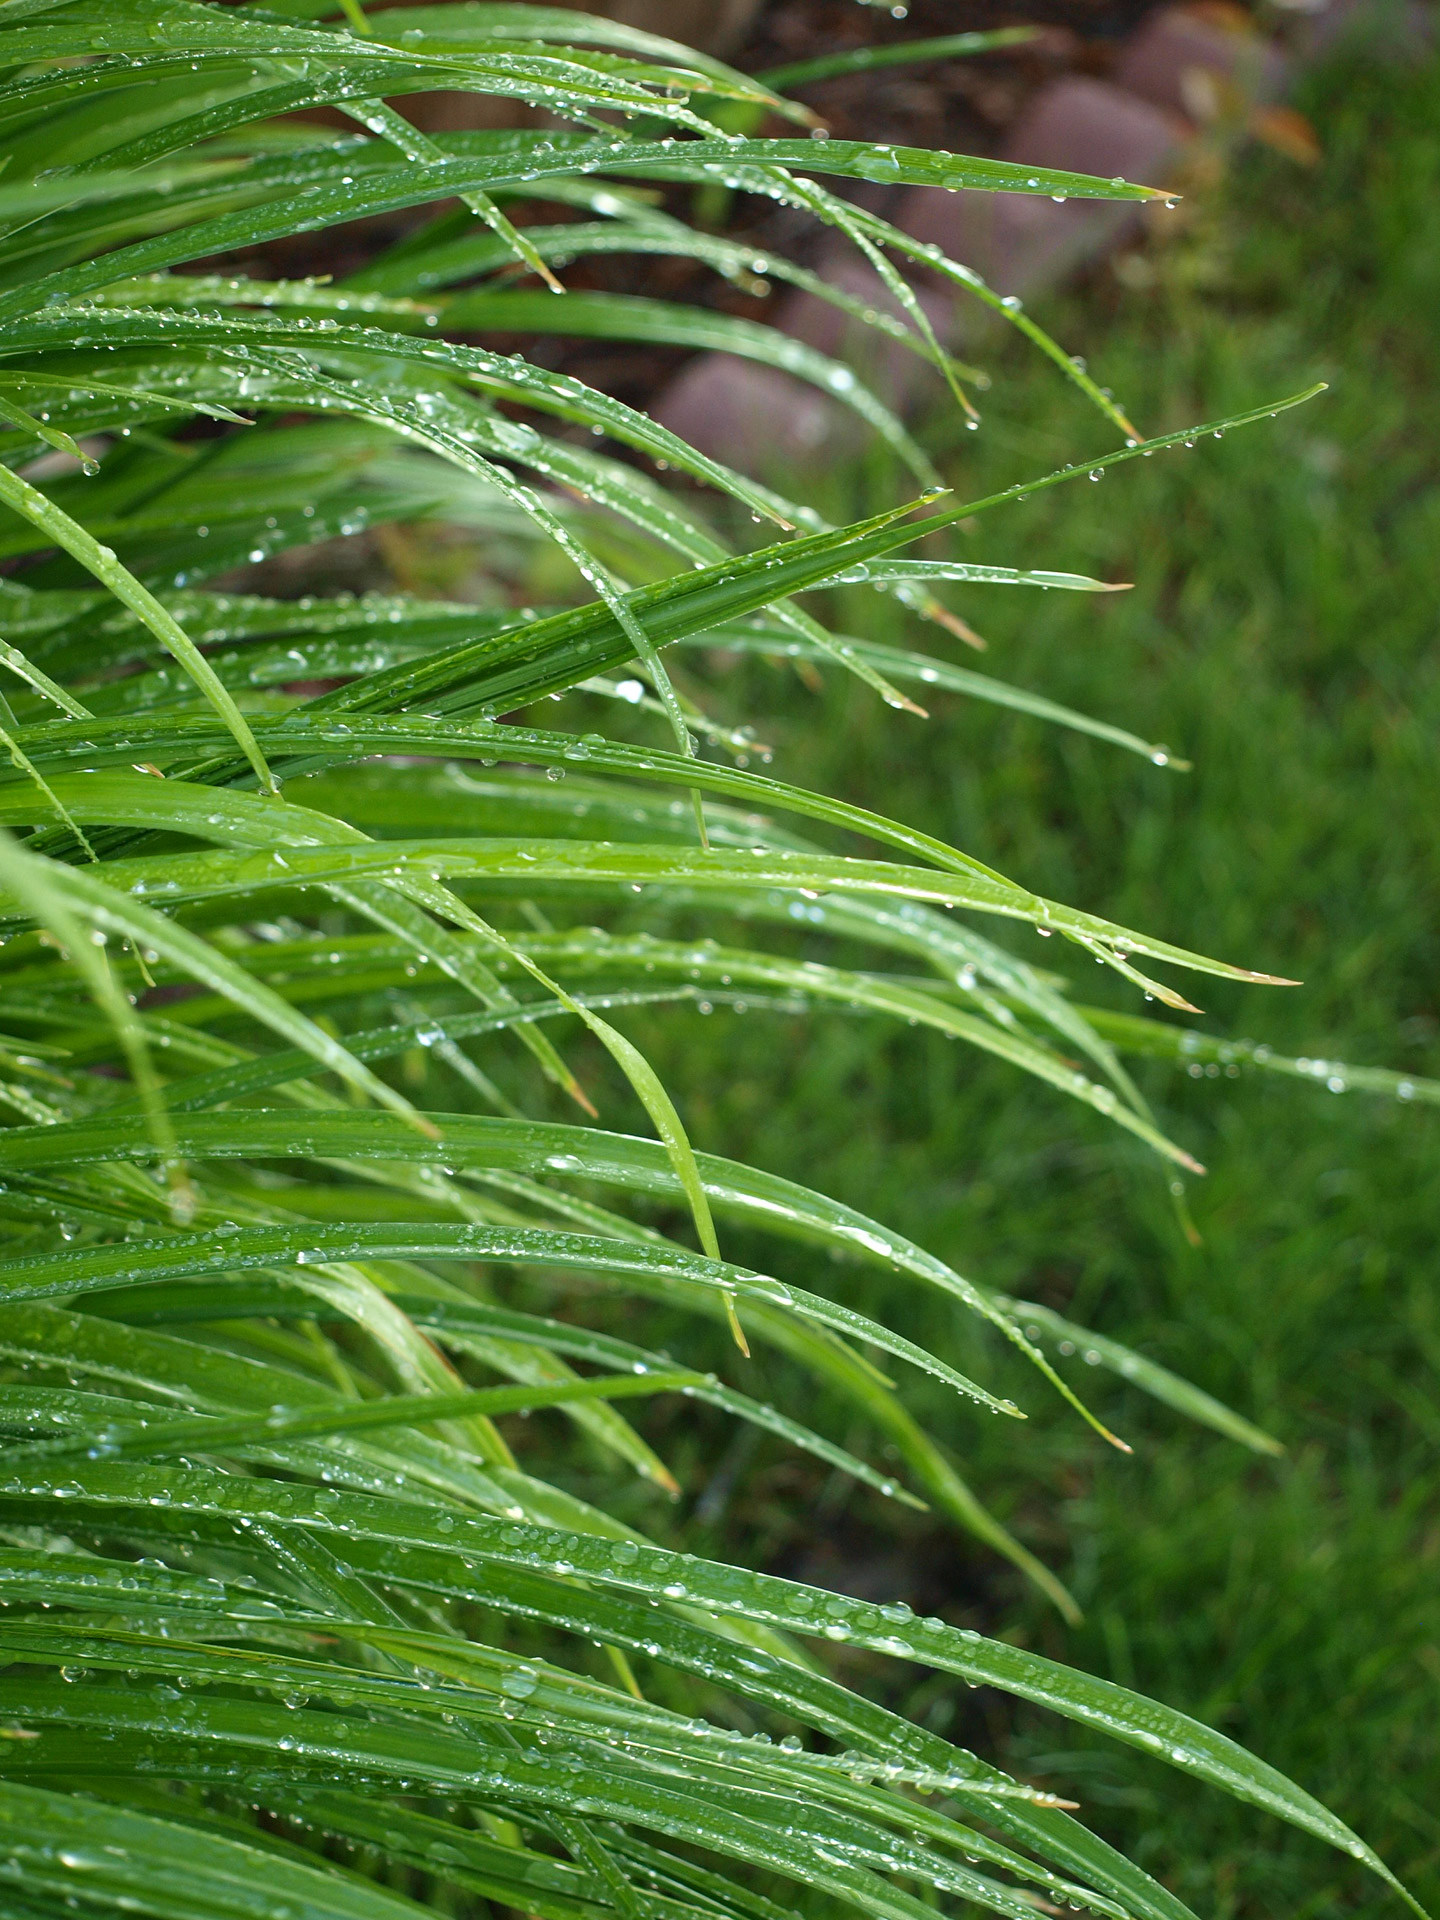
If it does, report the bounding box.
[994,1296,1284,1455]
[1071,1003,1440,1106]
[9,1366,704,1467]
[0,1780,435,1920]
[0,1220,1023,1416]
[761,29,1041,92]
[0,855,437,1137]
[0,828,176,1190]
[0,463,277,793]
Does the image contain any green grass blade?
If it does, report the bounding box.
[0,462,276,792]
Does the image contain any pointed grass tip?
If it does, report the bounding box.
[887,690,930,718]
[1149,983,1205,1015]
[920,596,986,650]
[1063,1376,1135,1454]
[723,1292,751,1357]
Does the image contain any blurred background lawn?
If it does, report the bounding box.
[514,37,1438,1919]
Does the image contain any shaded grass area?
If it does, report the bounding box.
[536,43,1439,1920]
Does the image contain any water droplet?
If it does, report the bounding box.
[861,146,901,182]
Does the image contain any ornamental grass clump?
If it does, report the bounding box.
[0,5,1428,1917]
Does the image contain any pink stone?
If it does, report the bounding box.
[1298,0,1433,61]
[769,251,958,408]
[1115,6,1291,116]
[652,355,844,476]
[900,78,1184,298]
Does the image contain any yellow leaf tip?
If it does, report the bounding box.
[723,1294,751,1357]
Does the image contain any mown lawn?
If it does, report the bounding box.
[544,39,1439,1919]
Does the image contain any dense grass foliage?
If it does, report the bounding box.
[0,5,1428,1918]
[641,44,1440,1920]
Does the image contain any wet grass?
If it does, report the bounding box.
[605,42,1440,1919]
